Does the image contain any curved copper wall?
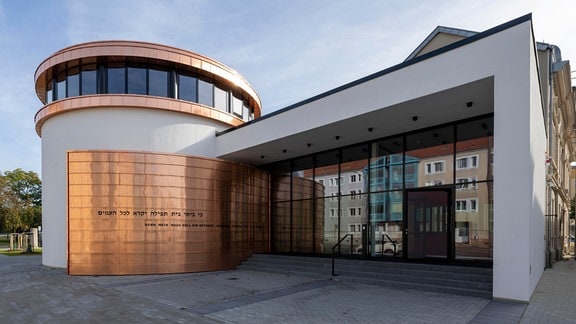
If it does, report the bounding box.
[67,150,270,275]
[271,175,325,253]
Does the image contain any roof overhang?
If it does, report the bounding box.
[216,77,493,165]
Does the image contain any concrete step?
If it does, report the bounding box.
[238,254,492,298]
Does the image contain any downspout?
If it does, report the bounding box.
[546,45,554,267]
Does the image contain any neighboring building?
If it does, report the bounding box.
[34,14,576,302]
[536,43,576,265]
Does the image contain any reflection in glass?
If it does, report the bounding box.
[214,85,228,112]
[127,66,147,95]
[271,201,290,252]
[233,96,243,117]
[455,181,493,260]
[340,194,367,254]
[46,81,53,104]
[292,156,315,200]
[243,104,250,121]
[314,150,341,254]
[291,157,321,253]
[264,115,493,261]
[178,74,197,102]
[406,126,454,186]
[148,69,169,97]
[339,145,369,254]
[322,196,343,254]
[269,160,291,202]
[198,79,214,106]
[56,73,66,100]
[67,68,80,97]
[107,65,126,94]
[369,137,404,257]
[81,65,97,95]
[42,62,255,120]
[456,117,494,182]
[292,199,316,253]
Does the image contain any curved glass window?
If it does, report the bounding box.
[107,64,125,94]
[67,67,80,97]
[243,104,250,122]
[56,73,67,100]
[232,96,243,117]
[43,62,255,120]
[149,68,169,97]
[81,65,97,95]
[127,66,146,95]
[178,73,197,102]
[198,79,214,107]
[214,85,228,112]
[46,81,53,104]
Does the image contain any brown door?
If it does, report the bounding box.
[404,189,452,260]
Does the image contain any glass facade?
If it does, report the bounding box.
[44,62,254,122]
[265,115,494,262]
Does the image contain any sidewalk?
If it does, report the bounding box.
[0,254,575,323]
[520,257,576,323]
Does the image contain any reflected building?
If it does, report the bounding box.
[34,15,576,302]
[366,154,419,254]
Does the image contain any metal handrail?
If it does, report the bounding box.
[381,234,399,256]
[331,234,353,276]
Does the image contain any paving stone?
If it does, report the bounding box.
[1,254,575,323]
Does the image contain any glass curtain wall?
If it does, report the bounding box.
[405,126,454,260]
[270,161,291,253]
[291,156,317,253]
[315,150,342,254]
[369,137,404,257]
[339,145,370,255]
[454,117,494,260]
[266,115,494,261]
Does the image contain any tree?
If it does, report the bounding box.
[0,169,42,233]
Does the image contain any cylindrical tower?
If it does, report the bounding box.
[34,41,262,270]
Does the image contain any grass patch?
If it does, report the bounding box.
[0,248,42,256]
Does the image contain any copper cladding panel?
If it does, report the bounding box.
[34,95,245,136]
[67,150,270,275]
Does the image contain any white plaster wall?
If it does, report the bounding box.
[218,19,545,301]
[528,37,547,293]
[41,107,225,268]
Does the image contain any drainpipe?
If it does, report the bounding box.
[546,45,554,267]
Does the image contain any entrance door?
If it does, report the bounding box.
[404,189,452,260]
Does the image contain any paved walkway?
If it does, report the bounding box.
[0,254,575,323]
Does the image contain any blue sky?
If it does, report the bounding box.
[1,0,575,176]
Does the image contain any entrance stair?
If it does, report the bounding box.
[238,254,492,298]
